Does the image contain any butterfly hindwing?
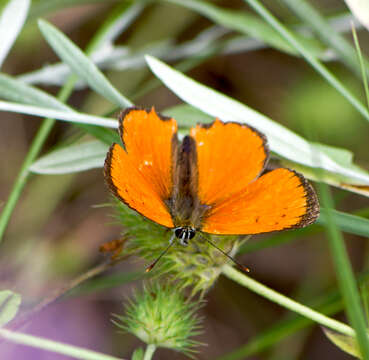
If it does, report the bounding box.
[104,107,177,228]
[201,168,319,235]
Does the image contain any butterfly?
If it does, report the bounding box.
[104,107,319,267]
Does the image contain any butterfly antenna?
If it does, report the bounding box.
[199,233,250,273]
[145,234,176,273]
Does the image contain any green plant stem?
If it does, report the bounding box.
[0,328,123,360]
[143,344,156,360]
[352,25,369,108]
[222,264,354,337]
[319,183,369,358]
[0,79,73,243]
[242,0,369,123]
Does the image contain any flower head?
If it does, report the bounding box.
[113,283,203,356]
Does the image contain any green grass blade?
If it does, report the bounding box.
[0,0,30,67]
[280,0,369,78]
[38,19,132,108]
[0,328,123,360]
[30,140,108,174]
[167,0,325,57]
[352,25,369,108]
[146,56,369,186]
[242,0,369,123]
[319,183,369,358]
[318,209,369,239]
[0,100,117,127]
[0,290,21,327]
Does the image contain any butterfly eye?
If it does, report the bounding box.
[187,229,196,240]
[174,228,184,238]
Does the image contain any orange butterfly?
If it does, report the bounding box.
[104,107,319,266]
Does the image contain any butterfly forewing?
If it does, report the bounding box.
[104,108,177,228]
[190,119,269,206]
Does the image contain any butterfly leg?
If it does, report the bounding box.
[169,232,176,245]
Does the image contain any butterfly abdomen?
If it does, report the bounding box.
[167,136,207,229]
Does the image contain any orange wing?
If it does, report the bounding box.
[190,119,268,206]
[104,107,177,228]
[201,168,319,235]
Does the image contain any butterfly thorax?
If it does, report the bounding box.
[166,135,209,231]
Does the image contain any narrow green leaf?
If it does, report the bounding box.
[282,160,369,198]
[0,0,30,67]
[0,73,118,144]
[146,56,369,187]
[318,209,369,238]
[167,0,325,57]
[163,104,213,128]
[131,348,144,360]
[0,73,71,110]
[0,290,21,327]
[21,1,144,87]
[0,2,135,242]
[280,0,369,79]
[30,140,108,174]
[0,100,117,128]
[352,25,369,109]
[38,19,132,108]
[323,327,361,358]
[320,183,369,358]
[87,1,145,52]
[242,0,369,124]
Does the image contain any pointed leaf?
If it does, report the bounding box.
[0,290,21,327]
[0,73,70,110]
[317,209,369,238]
[323,327,361,358]
[0,100,117,128]
[38,19,132,108]
[30,140,108,174]
[0,0,30,67]
[146,56,369,188]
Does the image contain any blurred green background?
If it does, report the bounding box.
[1,0,369,359]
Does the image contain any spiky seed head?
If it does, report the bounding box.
[113,283,203,356]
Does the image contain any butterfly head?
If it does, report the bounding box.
[174,227,196,246]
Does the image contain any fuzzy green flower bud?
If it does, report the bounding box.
[113,283,203,357]
[114,202,248,295]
